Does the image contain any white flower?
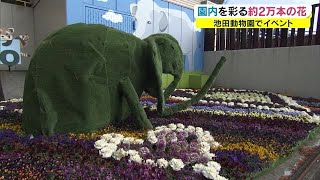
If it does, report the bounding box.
[127,150,139,156]
[129,154,142,164]
[311,114,320,124]
[227,102,234,106]
[176,123,185,129]
[157,158,169,168]
[277,94,309,111]
[207,161,221,172]
[109,137,122,145]
[200,142,211,152]
[212,142,221,148]
[168,123,177,130]
[155,125,167,131]
[100,143,118,158]
[203,131,211,137]
[8,98,23,103]
[263,106,270,110]
[94,139,109,149]
[203,152,216,159]
[242,103,249,107]
[182,97,190,101]
[122,137,135,144]
[147,130,156,137]
[148,135,158,144]
[202,166,220,179]
[196,130,204,137]
[176,128,184,132]
[101,134,113,141]
[133,139,144,144]
[112,148,128,160]
[101,151,113,158]
[186,125,196,133]
[113,134,124,139]
[100,143,118,153]
[200,100,207,104]
[169,158,185,171]
[196,127,203,133]
[145,159,157,167]
[193,163,206,173]
[202,165,228,180]
[163,127,171,133]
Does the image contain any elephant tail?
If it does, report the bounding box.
[161,56,226,116]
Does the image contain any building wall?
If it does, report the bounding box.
[67,0,204,71]
[203,45,320,99]
[33,0,66,47]
[165,0,201,9]
[0,2,34,71]
[0,71,25,99]
[0,2,34,99]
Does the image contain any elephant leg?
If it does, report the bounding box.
[36,88,58,136]
[119,77,153,129]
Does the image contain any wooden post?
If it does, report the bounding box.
[247,29,253,49]
[226,29,230,50]
[290,28,295,46]
[296,28,306,46]
[253,28,259,48]
[308,5,316,45]
[260,28,266,48]
[240,29,247,49]
[230,29,235,50]
[265,28,273,48]
[315,4,320,45]
[219,28,225,50]
[280,28,288,47]
[216,29,220,51]
[236,28,241,49]
[204,29,215,51]
[274,28,279,47]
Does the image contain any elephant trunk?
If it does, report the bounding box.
[161,56,226,116]
[164,70,182,100]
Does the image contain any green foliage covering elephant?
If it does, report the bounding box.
[22,23,226,135]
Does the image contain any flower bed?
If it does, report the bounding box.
[0,88,320,179]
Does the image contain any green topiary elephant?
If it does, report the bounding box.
[22,23,226,135]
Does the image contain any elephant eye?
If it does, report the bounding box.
[170,45,175,49]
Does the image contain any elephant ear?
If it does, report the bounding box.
[144,36,165,113]
[144,34,184,114]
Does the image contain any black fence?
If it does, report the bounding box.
[204,3,320,51]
